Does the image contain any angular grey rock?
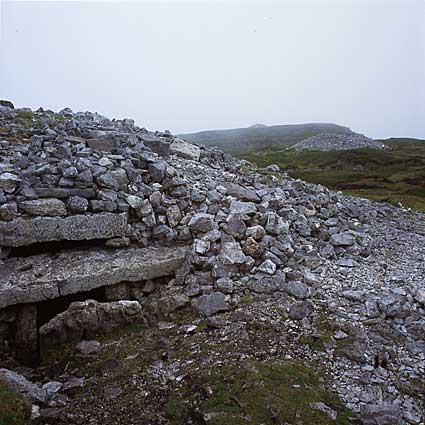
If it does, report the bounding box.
[62,376,85,393]
[258,259,277,274]
[96,171,121,191]
[360,404,402,425]
[0,172,20,193]
[220,242,247,265]
[195,292,229,316]
[0,202,18,220]
[330,232,356,246]
[42,381,62,396]
[66,196,89,213]
[75,340,102,355]
[126,194,144,209]
[0,368,47,403]
[189,213,216,233]
[215,277,233,294]
[169,139,200,160]
[166,204,182,228]
[222,182,260,202]
[223,215,246,239]
[62,166,78,178]
[141,134,171,156]
[246,225,266,240]
[0,212,128,247]
[229,200,257,215]
[148,161,167,182]
[414,288,425,305]
[342,290,365,303]
[265,212,289,235]
[248,274,285,294]
[288,300,314,320]
[285,281,313,299]
[18,198,67,217]
[158,293,189,316]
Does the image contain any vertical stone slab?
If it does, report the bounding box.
[15,304,39,366]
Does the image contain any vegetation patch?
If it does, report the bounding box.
[165,360,355,425]
[0,380,31,425]
[235,138,425,212]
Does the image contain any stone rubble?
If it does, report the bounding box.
[0,102,423,424]
[291,132,386,151]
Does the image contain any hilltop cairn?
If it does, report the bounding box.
[0,102,372,348]
[291,132,386,151]
[0,102,424,424]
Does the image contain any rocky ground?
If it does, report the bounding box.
[0,101,423,425]
[291,133,386,151]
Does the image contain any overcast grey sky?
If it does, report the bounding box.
[1,0,424,138]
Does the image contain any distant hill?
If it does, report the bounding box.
[179,123,352,153]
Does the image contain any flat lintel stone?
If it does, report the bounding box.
[0,212,128,247]
[0,245,189,309]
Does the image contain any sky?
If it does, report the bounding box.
[0,0,424,138]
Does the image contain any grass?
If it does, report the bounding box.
[165,360,355,425]
[38,311,358,424]
[0,381,31,425]
[236,139,425,212]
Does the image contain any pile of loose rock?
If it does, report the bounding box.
[0,101,423,424]
[291,132,386,151]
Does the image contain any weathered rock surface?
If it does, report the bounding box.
[0,212,128,247]
[0,104,423,424]
[0,368,47,403]
[40,300,143,346]
[0,245,188,308]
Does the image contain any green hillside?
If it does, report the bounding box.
[237,138,425,212]
[179,123,351,153]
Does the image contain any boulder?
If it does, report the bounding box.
[0,172,20,193]
[189,213,216,233]
[229,200,257,215]
[220,241,247,265]
[265,212,289,235]
[0,369,47,404]
[40,300,143,346]
[360,404,403,425]
[330,232,356,246]
[169,139,200,161]
[222,182,260,202]
[285,281,313,299]
[195,292,229,316]
[66,196,89,213]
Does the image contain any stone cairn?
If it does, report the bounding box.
[0,101,372,362]
[291,132,386,151]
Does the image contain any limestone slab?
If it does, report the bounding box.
[0,212,127,247]
[0,245,188,308]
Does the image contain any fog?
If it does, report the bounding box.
[1,0,424,138]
